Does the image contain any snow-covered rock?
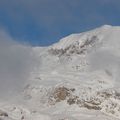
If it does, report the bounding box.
[1,25,120,120]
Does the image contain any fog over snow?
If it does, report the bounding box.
[89,50,120,86]
[0,29,34,99]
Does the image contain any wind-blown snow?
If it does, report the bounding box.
[1,25,120,120]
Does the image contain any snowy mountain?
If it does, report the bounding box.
[1,25,120,120]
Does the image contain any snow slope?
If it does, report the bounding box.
[1,25,120,120]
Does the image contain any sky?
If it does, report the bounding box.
[0,0,120,46]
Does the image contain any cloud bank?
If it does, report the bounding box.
[0,29,34,99]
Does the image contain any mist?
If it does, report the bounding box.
[89,50,120,86]
[0,29,34,99]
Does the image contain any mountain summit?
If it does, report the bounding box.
[51,25,120,51]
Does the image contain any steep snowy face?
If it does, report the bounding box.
[24,25,120,120]
[31,25,120,89]
[34,25,120,73]
[50,25,120,55]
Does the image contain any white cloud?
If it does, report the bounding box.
[0,29,34,99]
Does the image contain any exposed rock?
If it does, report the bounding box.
[0,110,8,117]
[53,87,70,101]
[83,102,101,110]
